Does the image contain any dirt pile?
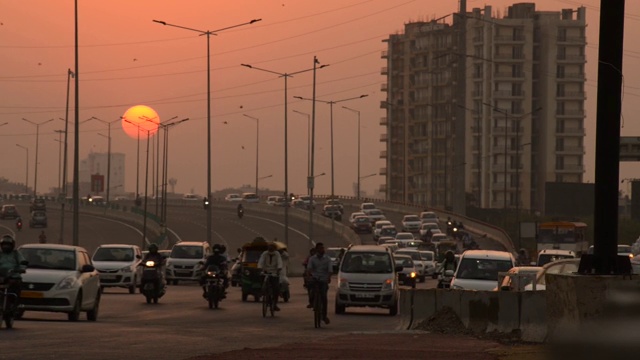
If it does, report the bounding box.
[414,306,473,335]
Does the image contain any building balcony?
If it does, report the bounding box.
[493,53,526,61]
[381,50,388,59]
[494,71,525,79]
[557,73,585,81]
[556,127,586,136]
[380,167,388,176]
[556,146,585,154]
[493,90,525,98]
[557,91,586,100]
[380,150,387,159]
[492,126,525,135]
[381,83,388,92]
[557,36,586,44]
[380,117,388,126]
[381,67,388,75]
[556,110,585,118]
[494,34,525,43]
[556,164,585,173]
[380,133,388,142]
[557,54,586,62]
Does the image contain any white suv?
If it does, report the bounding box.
[335,245,400,316]
[92,244,142,294]
[165,242,211,285]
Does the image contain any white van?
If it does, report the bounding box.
[165,241,211,285]
[335,245,401,316]
[450,250,515,291]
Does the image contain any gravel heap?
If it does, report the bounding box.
[414,306,473,336]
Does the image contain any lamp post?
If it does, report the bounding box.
[16,144,28,194]
[21,118,54,197]
[243,114,260,195]
[241,62,328,246]
[157,118,190,225]
[293,94,368,202]
[292,110,311,178]
[341,106,362,199]
[154,18,261,245]
[91,117,121,204]
[257,174,273,190]
[144,115,177,215]
[54,130,64,194]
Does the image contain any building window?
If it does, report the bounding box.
[557,65,565,78]
[556,156,565,170]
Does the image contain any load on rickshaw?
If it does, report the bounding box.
[237,237,290,302]
[435,239,459,264]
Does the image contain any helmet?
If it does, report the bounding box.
[1,234,16,254]
[148,244,159,253]
[445,250,455,262]
[213,244,222,253]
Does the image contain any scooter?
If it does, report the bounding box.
[436,269,455,289]
[238,208,244,219]
[203,266,225,309]
[140,260,166,304]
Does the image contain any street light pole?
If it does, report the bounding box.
[144,115,177,216]
[154,18,261,246]
[241,62,327,246]
[91,117,121,204]
[292,110,311,178]
[341,106,361,199]
[21,118,54,197]
[157,118,190,226]
[16,144,28,194]
[243,114,260,195]
[54,130,64,194]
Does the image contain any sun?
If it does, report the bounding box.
[121,105,160,139]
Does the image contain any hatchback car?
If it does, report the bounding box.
[419,222,442,238]
[242,192,260,203]
[224,193,242,202]
[322,205,342,221]
[393,254,417,288]
[450,250,516,291]
[92,244,142,294]
[0,204,19,219]
[396,249,426,282]
[18,244,101,321]
[364,209,386,224]
[30,198,47,212]
[351,216,373,234]
[536,249,576,266]
[401,215,422,233]
[29,211,48,228]
[419,211,439,224]
[373,220,393,241]
[379,225,398,239]
[165,241,211,284]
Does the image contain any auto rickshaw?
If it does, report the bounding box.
[239,237,290,302]
[436,239,459,264]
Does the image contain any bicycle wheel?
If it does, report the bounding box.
[313,286,322,328]
[262,290,268,318]
[269,287,275,317]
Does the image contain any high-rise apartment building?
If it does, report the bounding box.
[79,151,125,195]
[381,2,586,215]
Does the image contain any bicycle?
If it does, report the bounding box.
[310,280,325,328]
[261,272,278,318]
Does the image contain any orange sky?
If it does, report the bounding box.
[1,0,640,197]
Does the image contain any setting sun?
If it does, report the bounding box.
[121,105,160,139]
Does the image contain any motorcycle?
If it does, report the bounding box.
[140,260,166,304]
[0,268,26,329]
[238,208,244,219]
[16,220,22,231]
[203,265,225,309]
[436,269,455,289]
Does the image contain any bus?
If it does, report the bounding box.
[536,221,588,256]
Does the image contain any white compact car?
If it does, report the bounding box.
[450,250,516,291]
[224,193,242,202]
[401,215,422,233]
[92,244,142,294]
[18,244,101,321]
[165,241,211,284]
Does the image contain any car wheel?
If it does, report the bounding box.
[68,294,82,321]
[14,309,24,320]
[87,291,100,321]
[241,292,248,302]
[335,299,346,315]
[389,299,398,316]
[420,276,426,283]
[172,280,178,286]
[128,277,136,294]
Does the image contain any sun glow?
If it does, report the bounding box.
[121,105,160,139]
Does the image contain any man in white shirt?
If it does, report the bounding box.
[258,242,283,311]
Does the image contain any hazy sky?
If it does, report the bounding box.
[1,0,640,197]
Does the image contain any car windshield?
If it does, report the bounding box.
[20,248,77,270]
[361,204,375,210]
[170,245,203,259]
[394,257,413,267]
[404,216,420,222]
[93,247,135,262]
[421,213,436,219]
[397,251,421,261]
[456,258,513,281]
[538,254,574,266]
[618,245,632,253]
[420,252,434,261]
[369,210,383,216]
[341,252,392,273]
[355,217,370,223]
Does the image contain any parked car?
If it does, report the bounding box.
[395,249,427,282]
[165,241,211,285]
[536,249,577,267]
[351,216,373,234]
[224,193,242,202]
[0,204,19,219]
[30,198,46,212]
[523,258,581,291]
[29,211,48,228]
[18,243,101,321]
[242,192,260,203]
[450,250,516,291]
[92,244,142,294]
[321,205,342,221]
[393,254,417,288]
[419,211,439,224]
[335,245,400,315]
[401,215,422,233]
[373,220,393,241]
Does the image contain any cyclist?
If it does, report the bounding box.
[306,242,332,325]
[257,242,283,311]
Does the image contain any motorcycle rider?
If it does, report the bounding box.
[437,250,458,274]
[237,203,244,218]
[0,235,27,310]
[140,244,166,285]
[257,242,283,311]
[15,217,22,231]
[200,244,229,298]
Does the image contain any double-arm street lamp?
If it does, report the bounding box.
[241,62,328,246]
[144,115,177,215]
[341,106,363,199]
[292,110,311,178]
[154,18,261,245]
[16,144,29,194]
[90,117,121,204]
[22,118,54,196]
[156,118,190,225]
[243,114,260,195]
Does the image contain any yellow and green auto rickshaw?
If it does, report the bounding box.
[239,237,290,302]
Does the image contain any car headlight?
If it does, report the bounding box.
[381,278,394,290]
[410,272,416,278]
[57,275,78,290]
[338,278,349,289]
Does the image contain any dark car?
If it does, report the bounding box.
[0,204,19,219]
[30,198,46,212]
[379,225,398,239]
[29,211,47,228]
[351,216,373,234]
[324,199,344,213]
[321,205,342,221]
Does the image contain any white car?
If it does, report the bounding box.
[224,193,242,202]
[450,250,516,291]
[419,223,442,238]
[360,202,376,211]
[430,233,448,244]
[364,209,386,223]
[401,215,422,233]
[419,211,439,224]
[373,220,393,240]
[182,193,200,201]
[18,244,101,321]
[419,250,437,276]
[536,249,576,267]
[395,232,415,241]
[92,244,142,294]
[242,192,260,203]
[349,211,367,224]
[165,241,211,284]
[266,196,280,206]
[395,249,427,282]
